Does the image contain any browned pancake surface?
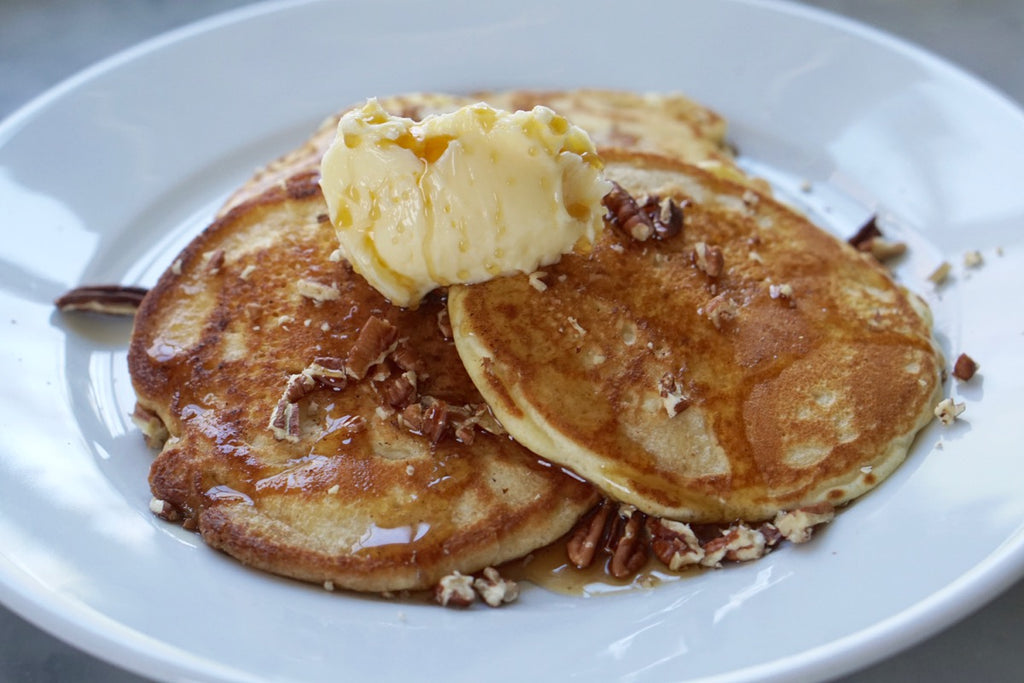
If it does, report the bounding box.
[449,151,943,523]
[129,174,596,592]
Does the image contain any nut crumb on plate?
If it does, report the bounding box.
[934,397,966,425]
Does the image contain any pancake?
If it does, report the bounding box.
[448,149,944,523]
[220,89,746,215]
[127,171,597,593]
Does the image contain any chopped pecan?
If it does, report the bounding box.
[399,403,424,433]
[54,284,148,316]
[606,506,648,578]
[420,399,450,445]
[295,279,340,303]
[346,316,399,380]
[566,500,614,569]
[269,400,301,442]
[658,371,690,417]
[860,237,907,261]
[390,340,423,374]
[148,497,181,522]
[434,571,476,608]
[693,242,724,278]
[307,356,348,390]
[604,182,654,241]
[131,404,169,449]
[927,261,952,285]
[436,308,453,340]
[952,353,979,381]
[381,370,418,409]
[773,503,835,544]
[702,293,739,330]
[847,215,882,249]
[648,518,705,570]
[204,248,225,273]
[473,567,520,607]
[934,397,965,426]
[283,372,316,402]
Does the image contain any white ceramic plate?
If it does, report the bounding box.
[2,1,1023,681]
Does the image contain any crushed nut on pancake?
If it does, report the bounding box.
[701,293,739,330]
[203,248,225,274]
[295,278,341,303]
[658,371,690,417]
[528,271,549,292]
[693,242,724,278]
[345,316,399,380]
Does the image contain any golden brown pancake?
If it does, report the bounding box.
[128,172,596,592]
[449,150,944,523]
[220,89,746,215]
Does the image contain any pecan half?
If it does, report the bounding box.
[566,501,647,578]
[54,284,148,316]
[566,500,614,569]
[606,507,648,579]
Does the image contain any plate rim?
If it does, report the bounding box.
[2,1,1024,681]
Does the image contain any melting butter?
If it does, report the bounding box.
[319,99,611,307]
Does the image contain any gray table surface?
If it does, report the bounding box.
[2,0,1022,681]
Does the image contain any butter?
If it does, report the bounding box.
[319,99,611,307]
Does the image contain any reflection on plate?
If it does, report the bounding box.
[2,1,1024,681]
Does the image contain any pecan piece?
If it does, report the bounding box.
[54,284,148,316]
[346,316,399,380]
[847,214,882,249]
[693,242,724,278]
[658,371,690,417]
[473,567,520,607]
[606,506,648,579]
[420,399,450,445]
[434,571,476,608]
[381,370,418,409]
[603,182,655,241]
[773,503,835,544]
[952,353,979,382]
[934,397,966,426]
[648,518,705,570]
[307,356,348,390]
[566,500,614,569]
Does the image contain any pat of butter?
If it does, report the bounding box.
[319,99,611,307]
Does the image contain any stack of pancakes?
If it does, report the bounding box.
[128,90,943,595]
